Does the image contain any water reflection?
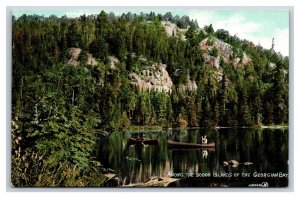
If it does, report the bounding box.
[99,128,288,187]
[202,150,208,159]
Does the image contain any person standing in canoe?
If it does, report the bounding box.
[202,135,208,144]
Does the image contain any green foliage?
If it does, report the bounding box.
[11,64,105,187]
[67,22,81,48]
[207,35,215,46]
[208,47,218,57]
[204,24,214,35]
[215,29,230,42]
[89,37,108,62]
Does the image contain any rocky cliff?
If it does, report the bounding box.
[68,48,82,67]
[200,37,251,68]
[129,63,173,92]
[178,74,198,92]
[67,33,253,93]
[161,21,187,40]
[68,47,97,67]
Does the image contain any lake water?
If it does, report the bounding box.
[99,128,288,187]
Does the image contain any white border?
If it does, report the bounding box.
[1,0,299,197]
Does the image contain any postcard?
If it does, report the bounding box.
[11,7,289,188]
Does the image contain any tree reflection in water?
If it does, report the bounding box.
[99,128,288,187]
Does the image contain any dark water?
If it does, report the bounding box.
[99,128,288,187]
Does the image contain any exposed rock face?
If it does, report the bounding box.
[161,21,187,40]
[129,63,173,92]
[68,48,82,67]
[213,38,232,60]
[178,74,198,92]
[233,52,251,67]
[202,54,221,68]
[200,37,251,68]
[187,79,198,91]
[161,21,177,37]
[87,53,97,66]
[200,38,232,64]
[68,48,98,66]
[109,56,119,69]
[200,38,231,68]
[269,62,276,68]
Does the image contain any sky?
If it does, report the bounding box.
[12,8,289,56]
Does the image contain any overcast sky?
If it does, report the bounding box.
[13,8,289,56]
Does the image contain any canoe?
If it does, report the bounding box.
[167,139,215,148]
[128,138,158,145]
[169,148,215,151]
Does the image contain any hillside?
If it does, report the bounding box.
[12,11,288,128]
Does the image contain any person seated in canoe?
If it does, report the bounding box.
[139,134,146,144]
[202,135,208,144]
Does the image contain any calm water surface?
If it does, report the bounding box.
[99,128,288,187]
